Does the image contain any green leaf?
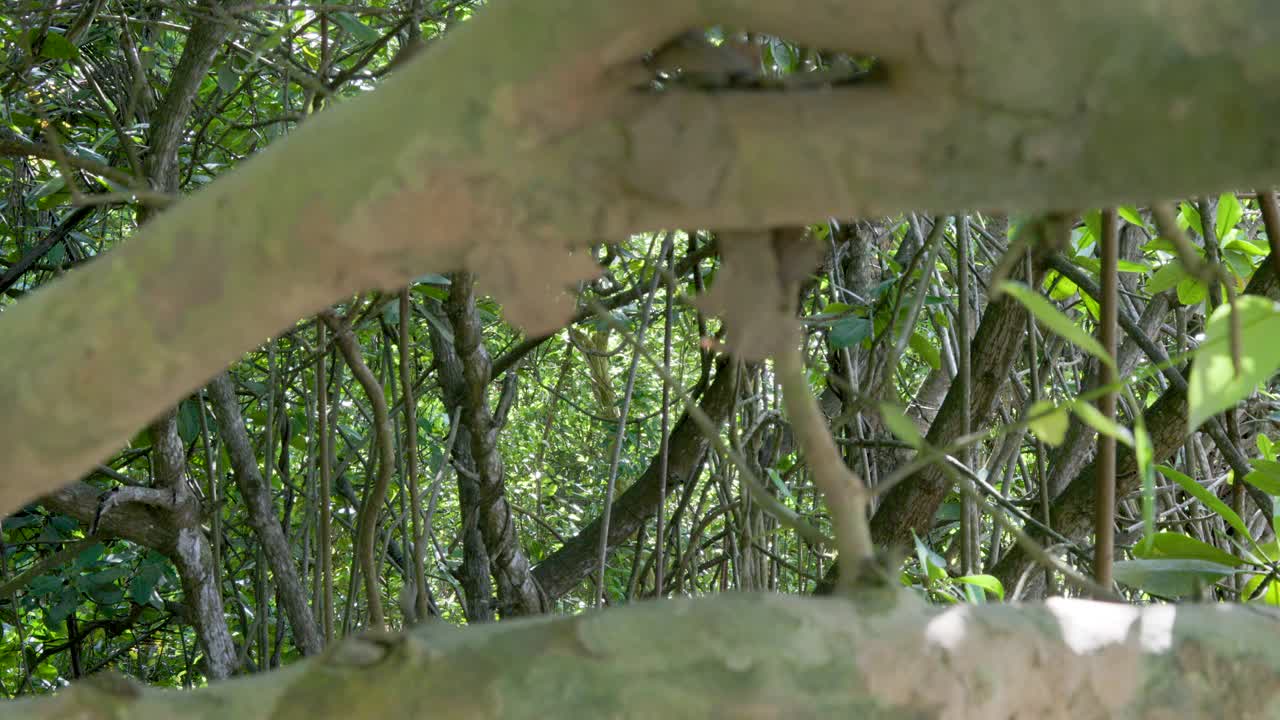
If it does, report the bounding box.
[74,542,106,569]
[1179,201,1202,232]
[1245,458,1280,496]
[820,302,854,315]
[38,31,79,60]
[1027,400,1068,446]
[1043,270,1078,301]
[880,403,923,449]
[1187,296,1280,433]
[908,331,941,370]
[29,575,64,596]
[1257,434,1276,462]
[1070,400,1133,446]
[1071,256,1147,275]
[1118,206,1146,229]
[1156,465,1250,540]
[177,397,204,443]
[999,281,1113,369]
[216,63,239,93]
[331,12,380,43]
[47,592,79,624]
[1243,574,1280,605]
[829,317,871,349]
[766,469,794,500]
[1216,193,1243,241]
[1113,558,1235,597]
[911,532,947,583]
[129,565,163,606]
[1225,237,1269,256]
[1224,249,1255,281]
[88,566,130,585]
[1135,422,1156,538]
[955,574,1005,601]
[1176,276,1207,306]
[1132,531,1242,567]
[1083,210,1101,243]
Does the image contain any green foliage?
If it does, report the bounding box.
[1187,297,1280,432]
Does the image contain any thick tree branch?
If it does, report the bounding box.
[3,0,1280,518]
[4,594,1277,720]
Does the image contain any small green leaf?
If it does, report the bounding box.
[1135,422,1156,538]
[1179,201,1202,232]
[47,592,79,624]
[1132,531,1243,567]
[1257,434,1276,461]
[1083,210,1102,243]
[1000,281,1113,369]
[908,332,941,370]
[955,574,1005,601]
[1245,459,1280,496]
[767,469,794,500]
[88,566,130,585]
[1113,558,1235,598]
[880,402,924,449]
[29,575,65,596]
[216,63,239,93]
[38,31,79,60]
[1118,206,1146,228]
[1176,276,1207,306]
[74,542,106,569]
[1027,400,1069,446]
[1243,574,1280,605]
[331,12,380,43]
[829,317,871,349]
[1187,297,1280,433]
[1225,237,1269,256]
[1043,271,1078,301]
[1070,400,1133,446]
[820,302,854,315]
[1216,193,1243,241]
[912,532,947,583]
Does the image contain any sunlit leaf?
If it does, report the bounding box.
[1113,558,1235,597]
[1156,465,1250,540]
[880,403,923,449]
[38,31,79,60]
[1187,297,1280,433]
[956,574,1005,601]
[1132,531,1242,567]
[908,331,941,370]
[1216,193,1243,241]
[1070,400,1133,446]
[1027,400,1068,446]
[1118,206,1146,228]
[999,281,1113,368]
[1244,459,1280,496]
[1176,276,1207,306]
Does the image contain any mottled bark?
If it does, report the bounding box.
[148,411,237,679]
[208,372,324,655]
[8,595,1278,720]
[426,305,495,623]
[440,273,549,617]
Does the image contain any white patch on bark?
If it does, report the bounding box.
[1138,604,1176,653]
[1046,598,1139,654]
[924,604,971,652]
